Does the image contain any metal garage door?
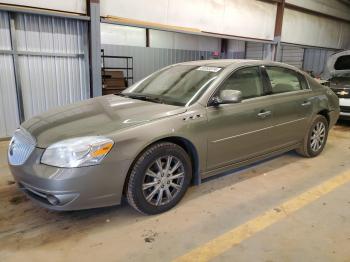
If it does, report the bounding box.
[281,45,304,69]
[0,11,20,138]
[0,12,89,138]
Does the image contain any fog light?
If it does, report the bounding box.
[47,195,60,205]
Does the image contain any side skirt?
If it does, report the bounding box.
[200,143,301,181]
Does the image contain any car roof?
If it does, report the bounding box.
[176,59,299,70]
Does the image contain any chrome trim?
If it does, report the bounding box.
[266,89,313,99]
[212,118,306,143]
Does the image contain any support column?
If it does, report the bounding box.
[146,28,150,47]
[87,0,102,97]
[273,0,285,61]
[9,12,25,123]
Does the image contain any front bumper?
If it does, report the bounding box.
[339,98,350,118]
[9,147,132,211]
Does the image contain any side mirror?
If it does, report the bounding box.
[211,90,242,106]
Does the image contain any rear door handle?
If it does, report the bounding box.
[301,101,311,106]
[257,110,272,119]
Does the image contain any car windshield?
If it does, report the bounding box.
[121,65,222,106]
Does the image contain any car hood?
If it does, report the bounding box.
[21,95,187,148]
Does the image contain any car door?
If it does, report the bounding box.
[206,66,277,171]
[262,66,314,148]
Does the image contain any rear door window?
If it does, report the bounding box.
[265,67,302,94]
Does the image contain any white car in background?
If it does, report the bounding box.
[322,50,350,119]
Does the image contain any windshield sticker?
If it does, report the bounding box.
[196,66,222,73]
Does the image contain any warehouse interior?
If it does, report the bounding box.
[1,0,350,261]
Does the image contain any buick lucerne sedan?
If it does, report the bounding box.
[8,60,340,214]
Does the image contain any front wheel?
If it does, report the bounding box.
[296,115,329,157]
[126,142,192,215]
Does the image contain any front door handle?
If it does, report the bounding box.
[301,101,311,106]
[257,110,272,119]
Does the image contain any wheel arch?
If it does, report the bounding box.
[122,136,201,195]
[317,109,330,125]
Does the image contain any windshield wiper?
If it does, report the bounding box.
[122,93,165,104]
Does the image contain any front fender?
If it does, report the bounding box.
[106,109,208,176]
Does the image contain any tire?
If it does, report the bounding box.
[296,115,329,158]
[126,142,192,215]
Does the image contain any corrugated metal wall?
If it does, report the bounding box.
[102,44,213,83]
[303,48,337,76]
[226,39,245,59]
[246,42,264,60]
[0,11,11,49]
[245,42,272,60]
[0,11,20,138]
[281,45,304,68]
[0,11,89,138]
[15,14,89,120]
[0,55,19,138]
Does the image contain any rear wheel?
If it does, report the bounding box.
[296,115,329,157]
[126,142,192,215]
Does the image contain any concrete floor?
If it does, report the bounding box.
[0,121,350,262]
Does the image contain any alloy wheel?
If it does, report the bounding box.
[142,155,185,206]
[310,122,326,152]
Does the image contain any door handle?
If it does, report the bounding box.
[301,101,311,106]
[257,110,272,119]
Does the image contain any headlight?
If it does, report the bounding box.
[41,137,114,168]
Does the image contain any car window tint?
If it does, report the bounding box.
[266,67,302,94]
[218,67,263,99]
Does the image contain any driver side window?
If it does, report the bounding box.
[217,67,264,100]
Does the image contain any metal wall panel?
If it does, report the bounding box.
[102,44,212,83]
[18,56,88,119]
[15,13,89,120]
[101,23,146,47]
[0,11,20,137]
[281,45,304,69]
[101,0,277,40]
[0,11,11,50]
[15,14,86,54]
[226,39,245,59]
[286,0,350,22]
[281,8,350,49]
[0,54,20,137]
[246,42,274,61]
[303,48,336,76]
[246,42,264,60]
[0,0,87,14]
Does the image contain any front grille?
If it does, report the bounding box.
[8,128,36,166]
[340,106,350,113]
[331,87,350,98]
